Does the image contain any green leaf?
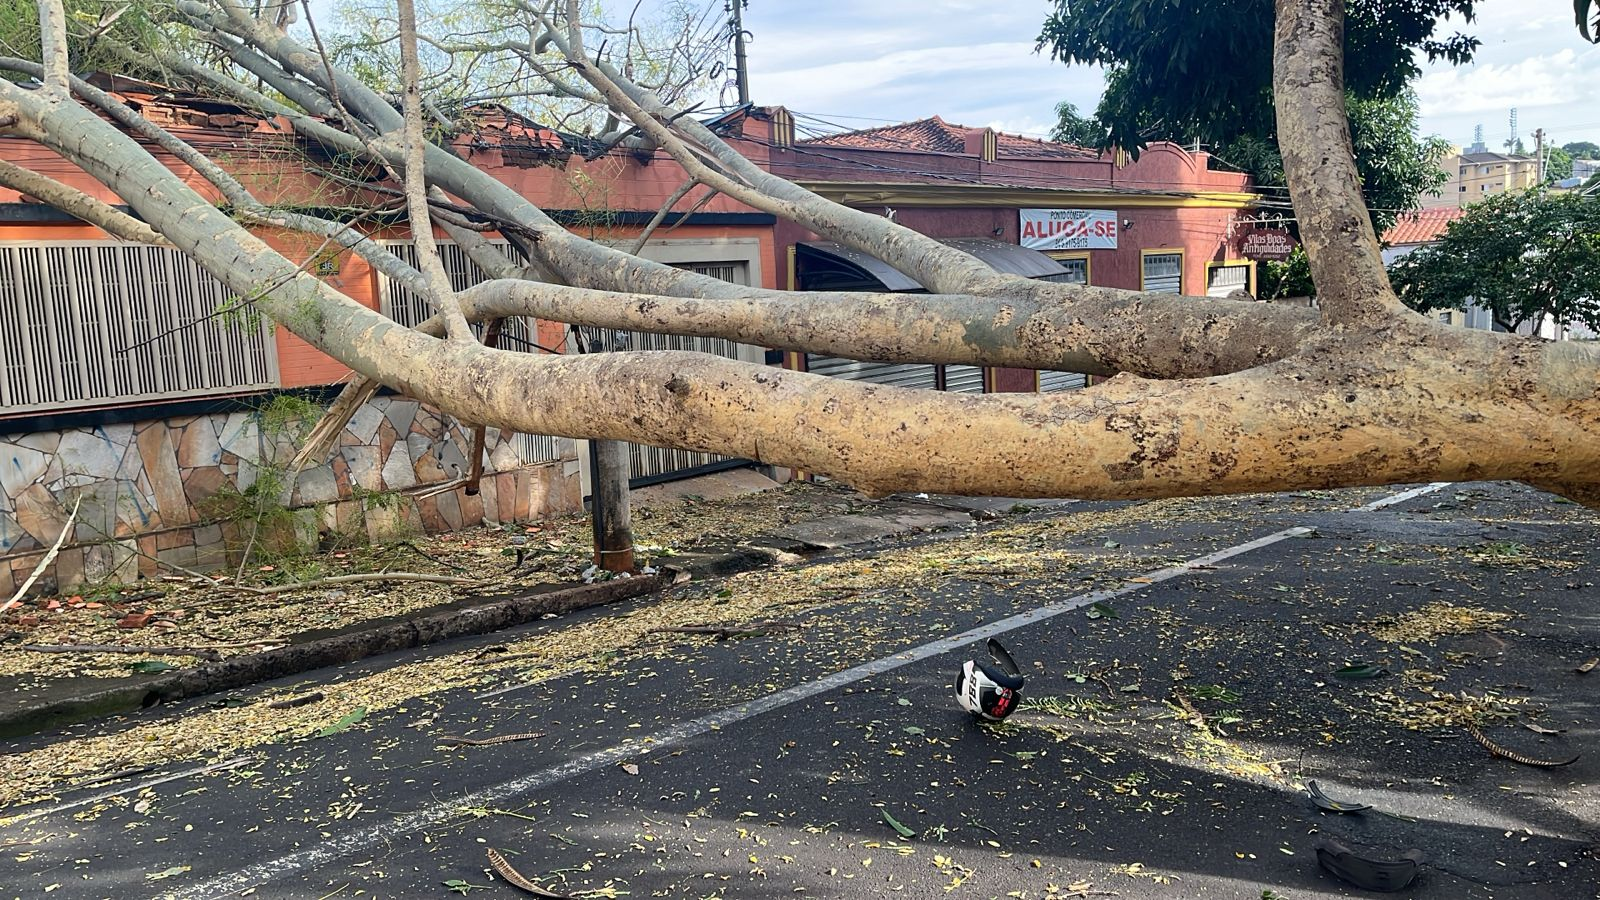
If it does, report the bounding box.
[316,707,368,737]
[1012,750,1039,760]
[880,808,918,839]
[1086,601,1119,620]
[897,697,912,706]
[129,660,176,673]
[1333,664,1388,680]
[145,866,190,881]
[902,726,925,735]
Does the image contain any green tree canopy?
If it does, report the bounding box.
[1563,141,1600,159]
[1039,0,1478,152]
[1039,1,1460,232]
[1547,146,1575,182]
[1049,101,1107,148]
[1388,189,1600,334]
[1164,92,1448,233]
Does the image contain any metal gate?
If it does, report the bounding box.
[0,241,277,414]
[579,261,761,485]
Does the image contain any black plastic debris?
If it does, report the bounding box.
[1316,839,1423,892]
[1306,780,1372,813]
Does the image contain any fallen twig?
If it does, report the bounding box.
[216,572,482,596]
[440,731,544,747]
[267,691,326,709]
[401,540,469,573]
[486,847,572,898]
[645,620,796,641]
[409,477,468,500]
[1171,692,1207,731]
[75,765,155,788]
[1,496,81,616]
[1464,723,1580,767]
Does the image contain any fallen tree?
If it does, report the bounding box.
[1,0,1598,504]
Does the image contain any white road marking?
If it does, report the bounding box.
[1355,482,1451,512]
[3,757,255,826]
[165,484,1447,898]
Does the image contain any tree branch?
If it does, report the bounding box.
[35,0,71,98]
[451,278,1319,378]
[627,175,698,254]
[394,0,476,343]
[0,156,167,244]
[10,70,1599,504]
[538,2,1012,296]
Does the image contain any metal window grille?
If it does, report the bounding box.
[0,241,277,414]
[1040,256,1089,285]
[376,248,757,478]
[803,357,990,394]
[1142,253,1183,293]
[1206,264,1250,297]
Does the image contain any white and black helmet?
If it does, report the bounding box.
[955,638,1025,721]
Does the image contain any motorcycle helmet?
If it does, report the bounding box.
[955,638,1025,721]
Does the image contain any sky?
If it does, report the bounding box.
[725,0,1600,153]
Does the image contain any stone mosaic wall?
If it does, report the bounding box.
[0,397,581,596]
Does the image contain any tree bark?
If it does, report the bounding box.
[1273,0,1418,327]
[3,0,1598,508]
[0,158,167,244]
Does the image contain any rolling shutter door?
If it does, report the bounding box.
[942,364,985,393]
[1039,255,1089,391]
[805,356,938,390]
[1039,370,1087,392]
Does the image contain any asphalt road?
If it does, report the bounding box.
[3,482,1597,900]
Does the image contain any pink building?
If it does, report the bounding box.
[717,110,1260,392]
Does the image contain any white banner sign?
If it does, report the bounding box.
[1019,209,1118,250]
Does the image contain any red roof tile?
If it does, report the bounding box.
[1382,207,1466,246]
[801,115,1096,160]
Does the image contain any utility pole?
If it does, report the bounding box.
[1534,128,1545,183]
[730,0,750,106]
[572,326,635,574]
[589,438,635,573]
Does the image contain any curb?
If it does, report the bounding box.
[1,498,992,741]
[0,570,675,740]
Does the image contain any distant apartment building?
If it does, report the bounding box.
[1422,146,1540,208]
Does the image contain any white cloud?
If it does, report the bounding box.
[1417,49,1586,117]
[744,1,1098,133]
